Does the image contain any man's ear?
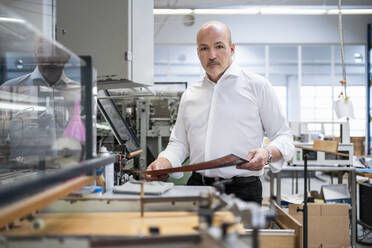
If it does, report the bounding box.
[230,43,235,56]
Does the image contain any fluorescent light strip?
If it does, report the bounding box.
[154,9,193,15]
[154,8,372,15]
[260,8,326,15]
[327,9,372,14]
[0,17,25,23]
[194,9,259,15]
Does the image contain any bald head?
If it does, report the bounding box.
[196,21,235,83]
[197,21,232,46]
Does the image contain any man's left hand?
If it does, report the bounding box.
[236,148,268,171]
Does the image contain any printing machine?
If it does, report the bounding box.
[0,8,302,248]
[96,86,183,172]
[0,50,296,248]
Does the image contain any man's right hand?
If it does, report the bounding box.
[145,157,172,181]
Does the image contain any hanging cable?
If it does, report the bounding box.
[338,0,347,99]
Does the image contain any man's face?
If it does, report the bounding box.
[34,38,70,68]
[197,26,235,82]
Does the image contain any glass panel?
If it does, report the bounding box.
[168,45,199,64]
[273,86,287,118]
[269,46,297,86]
[0,5,94,184]
[154,45,169,62]
[301,86,334,122]
[334,45,365,86]
[235,45,265,75]
[154,45,201,85]
[302,46,332,86]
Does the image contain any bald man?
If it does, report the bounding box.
[147,21,294,204]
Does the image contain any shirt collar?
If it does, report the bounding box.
[30,66,70,87]
[202,61,241,85]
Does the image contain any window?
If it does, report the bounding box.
[154,44,366,137]
[154,45,202,84]
[273,86,287,117]
[300,45,366,137]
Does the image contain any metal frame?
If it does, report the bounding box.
[81,56,94,160]
[270,166,357,247]
[97,89,140,154]
[0,155,116,208]
[154,81,188,89]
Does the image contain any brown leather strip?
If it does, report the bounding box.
[134,154,248,176]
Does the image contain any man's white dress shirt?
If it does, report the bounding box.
[159,62,294,179]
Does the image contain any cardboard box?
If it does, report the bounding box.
[351,136,365,157]
[289,203,350,248]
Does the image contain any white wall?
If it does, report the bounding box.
[155,14,372,44]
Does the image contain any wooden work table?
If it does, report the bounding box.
[1,211,243,237]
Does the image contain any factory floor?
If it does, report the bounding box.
[261,172,372,248]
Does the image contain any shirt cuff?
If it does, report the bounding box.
[269,158,286,173]
[157,151,184,179]
[267,141,294,173]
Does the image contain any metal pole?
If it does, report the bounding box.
[253,228,259,248]
[292,171,294,195]
[276,173,281,205]
[303,154,308,248]
[367,24,371,155]
[82,56,93,160]
[351,169,356,247]
[296,170,299,194]
[158,135,162,157]
[270,171,274,202]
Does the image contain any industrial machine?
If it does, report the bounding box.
[290,121,350,144]
[290,121,353,166]
[96,85,184,173]
[0,5,299,248]
[294,142,353,166]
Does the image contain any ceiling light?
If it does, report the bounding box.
[193,9,259,15]
[153,9,193,15]
[154,8,372,16]
[260,8,326,15]
[327,9,372,15]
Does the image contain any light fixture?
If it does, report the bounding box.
[193,8,259,15]
[353,53,363,63]
[183,15,195,26]
[153,9,193,15]
[153,8,372,15]
[260,8,326,15]
[327,9,372,15]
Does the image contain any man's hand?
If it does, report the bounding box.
[236,148,268,171]
[145,157,172,181]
